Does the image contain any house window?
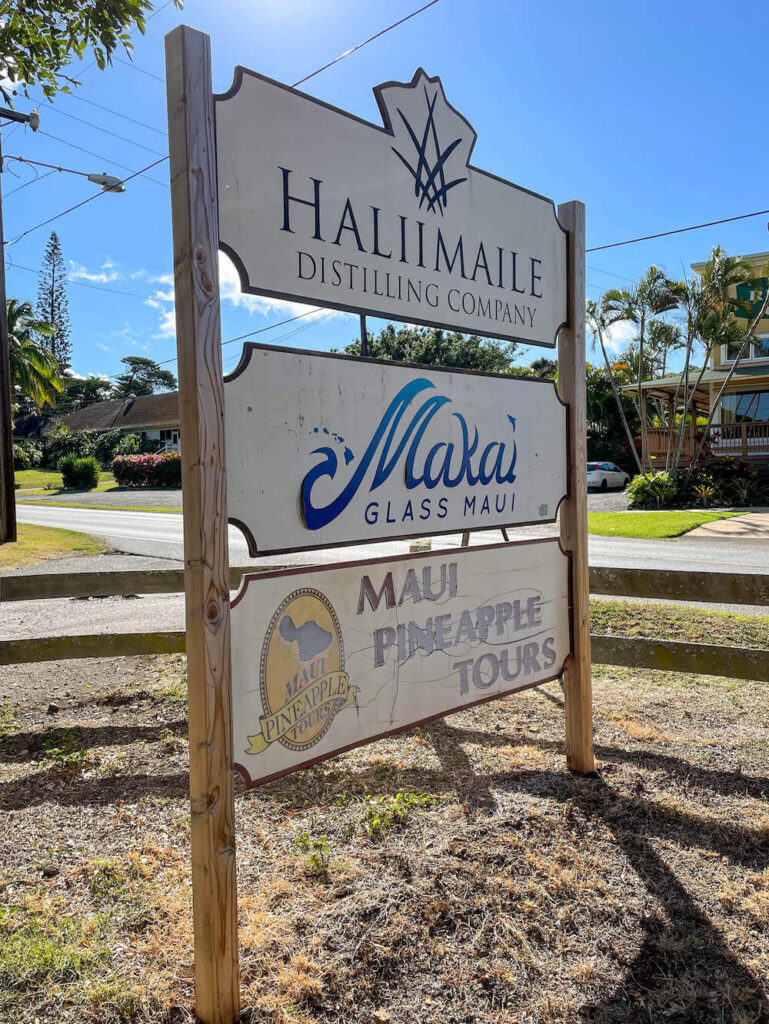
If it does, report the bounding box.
[721,391,769,423]
[723,333,769,362]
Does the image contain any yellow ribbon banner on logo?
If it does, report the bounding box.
[246,671,358,754]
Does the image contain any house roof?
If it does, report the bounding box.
[622,363,769,397]
[52,391,179,433]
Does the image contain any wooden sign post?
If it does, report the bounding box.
[165,27,240,1024]
[557,200,594,774]
[166,24,593,1023]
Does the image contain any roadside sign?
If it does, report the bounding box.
[224,344,568,554]
[231,540,570,787]
[215,67,567,348]
[166,25,590,1024]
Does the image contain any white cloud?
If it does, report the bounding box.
[603,319,636,356]
[69,259,123,284]
[218,252,338,320]
[95,342,115,353]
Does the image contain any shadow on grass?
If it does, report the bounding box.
[424,721,769,1024]
[0,720,188,764]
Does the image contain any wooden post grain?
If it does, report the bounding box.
[165,26,240,1024]
[557,200,594,774]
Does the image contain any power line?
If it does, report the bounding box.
[7,1,445,245]
[4,168,56,198]
[292,0,444,87]
[587,208,769,253]
[115,56,166,83]
[37,102,166,157]
[6,155,169,245]
[65,93,167,137]
[6,258,156,298]
[37,130,168,187]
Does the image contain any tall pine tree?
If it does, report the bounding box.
[36,230,72,367]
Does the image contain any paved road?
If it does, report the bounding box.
[10,504,769,642]
[16,503,769,574]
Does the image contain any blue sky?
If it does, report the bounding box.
[3,0,767,383]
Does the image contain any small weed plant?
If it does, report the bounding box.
[292,831,331,874]
[42,730,89,772]
[363,791,434,840]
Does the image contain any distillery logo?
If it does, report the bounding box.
[247,588,358,755]
[390,83,468,216]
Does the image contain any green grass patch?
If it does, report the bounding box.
[0,524,108,570]
[591,598,769,649]
[588,509,743,539]
[14,469,114,491]
[16,499,181,513]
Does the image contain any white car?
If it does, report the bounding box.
[587,461,630,491]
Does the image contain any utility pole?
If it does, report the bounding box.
[359,313,368,357]
[0,107,38,544]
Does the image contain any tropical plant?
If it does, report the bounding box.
[36,230,71,367]
[6,297,62,411]
[689,249,769,470]
[627,472,678,509]
[586,300,642,473]
[601,266,679,470]
[60,454,99,490]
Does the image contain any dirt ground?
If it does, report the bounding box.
[1,652,767,1024]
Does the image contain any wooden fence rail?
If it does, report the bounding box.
[3,565,769,678]
[4,629,769,682]
[4,565,769,606]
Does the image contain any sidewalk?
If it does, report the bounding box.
[686,512,769,539]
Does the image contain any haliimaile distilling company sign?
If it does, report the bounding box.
[215,67,567,347]
[224,345,568,555]
[231,540,570,787]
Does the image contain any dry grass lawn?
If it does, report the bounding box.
[0,650,767,1023]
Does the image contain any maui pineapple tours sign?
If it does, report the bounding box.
[231,540,570,788]
[215,67,568,348]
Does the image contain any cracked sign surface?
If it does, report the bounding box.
[231,540,570,787]
[224,345,568,555]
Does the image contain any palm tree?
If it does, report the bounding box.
[7,298,62,411]
[689,248,768,470]
[602,266,678,471]
[586,298,642,473]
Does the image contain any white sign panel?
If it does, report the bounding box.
[231,540,570,787]
[224,345,568,555]
[215,67,567,348]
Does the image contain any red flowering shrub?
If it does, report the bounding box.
[112,452,181,487]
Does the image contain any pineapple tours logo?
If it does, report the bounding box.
[246,588,358,755]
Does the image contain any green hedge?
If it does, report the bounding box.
[112,452,181,487]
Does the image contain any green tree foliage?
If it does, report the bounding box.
[530,357,557,378]
[6,297,62,411]
[113,356,176,398]
[36,231,71,367]
[343,324,518,373]
[585,364,640,473]
[56,372,114,413]
[0,0,182,103]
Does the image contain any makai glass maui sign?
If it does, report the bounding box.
[231,540,570,787]
[224,345,568,555]
[215,68,567,348]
